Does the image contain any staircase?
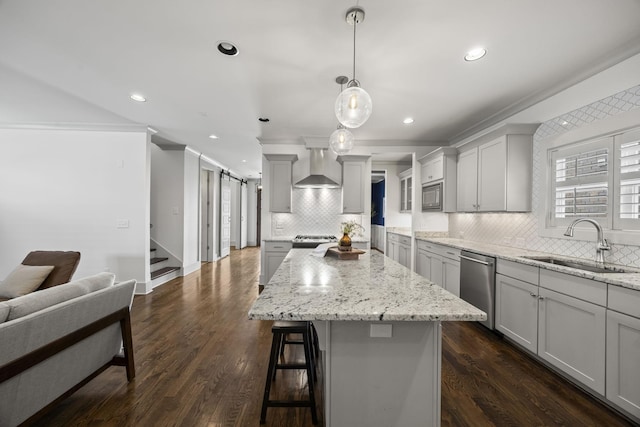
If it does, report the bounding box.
[150,247,180,288]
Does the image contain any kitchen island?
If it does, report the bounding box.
[249,249,485,427]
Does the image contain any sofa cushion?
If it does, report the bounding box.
[4,272,116,322]
[0,303,9,323]
[0,264,55,299]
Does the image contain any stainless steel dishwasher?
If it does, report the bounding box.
[459,250,496,330]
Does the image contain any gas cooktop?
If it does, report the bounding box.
[292,235,338,248]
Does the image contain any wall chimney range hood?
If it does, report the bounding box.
[294,148,340,188]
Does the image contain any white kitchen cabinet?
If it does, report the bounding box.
[399,169,412,212]
[421,157,443,183]
[418,148,458,212]
[606,286,640,419]
[537,286,606,395]
[264,154,298,213]
[495,273,539,353]
[263,241,292,284]
[456,132,533,212]
[414,240,460,296]
[456,148,478,212]
[386,232,411,268]
[338,155,369,214]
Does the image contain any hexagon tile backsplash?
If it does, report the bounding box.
[449,84,640,268]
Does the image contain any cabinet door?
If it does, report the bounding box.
[422,157,444,183]
[477,137,507,211]
[495,274,538,353]
[456,148,478,211]
[270,161,292,212]
[400,179,407,211]
[342,162,364,213]
[398,244,410,268]
[430,253,443,287]
[443,259,460,297]
[538,287,606,394]
[265,252,287,283]
[606,310,640,418]
[415,249,432,279]
[406,177,412,211]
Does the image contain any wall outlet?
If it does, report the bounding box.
[116,219,129,229]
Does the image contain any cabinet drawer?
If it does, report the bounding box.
[416,240,435,252]
[264,241,292,252]
[608,285,640,318]
[497,259,539,285]
[398,235,411,246]
[539,269,606,306]
[387,233,399,243]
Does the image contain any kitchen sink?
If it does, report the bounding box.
[522,256,637,274]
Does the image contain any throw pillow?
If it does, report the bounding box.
[0,264,55,299]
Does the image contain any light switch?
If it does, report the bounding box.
[116,219,129,229]
[370,324,392,338]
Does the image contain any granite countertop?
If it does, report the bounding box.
[386,227,412,237]
[248,249,486,322]
[415,237,640,291]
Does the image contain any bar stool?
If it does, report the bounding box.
[260,321,318,425]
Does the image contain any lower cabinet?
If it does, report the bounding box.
[537,287,606,395]
[495,273,538,353]
[414,240,460,297]
[606,308,640,418]
[263,241,292,284]
[386,232,411,268]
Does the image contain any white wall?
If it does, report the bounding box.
[150,145,185,260]
[183,149,201,274]
[0,127,149,285]
[246,179,259,246]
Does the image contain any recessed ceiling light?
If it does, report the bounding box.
[561,120,569,126]
[130,93,146,102]
[464,47,487,61]
[403,117,414,124]
[208,134,219,139]
[217,41,239,56]
[242,159,247,163]
[258,117,270,123]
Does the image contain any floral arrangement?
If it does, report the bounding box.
[341,220,365,237]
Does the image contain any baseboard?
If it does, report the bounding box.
[135,281,152,295]
[183,262,201,276]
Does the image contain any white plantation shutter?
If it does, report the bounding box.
[614,129,640,230]
[549,137,613,227]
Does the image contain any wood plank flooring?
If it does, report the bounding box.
[31,247,636,427]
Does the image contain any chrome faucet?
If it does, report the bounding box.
[563,218,611,264]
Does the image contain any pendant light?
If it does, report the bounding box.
[335,6,372,129]
[330,76,355,155]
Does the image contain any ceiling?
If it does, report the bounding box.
[1,0,640,179]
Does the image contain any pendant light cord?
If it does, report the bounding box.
[352,11,357,82]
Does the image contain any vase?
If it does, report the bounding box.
[338,232,352,251]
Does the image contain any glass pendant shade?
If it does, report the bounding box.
[335,85,372,129]
[329,126,354,155]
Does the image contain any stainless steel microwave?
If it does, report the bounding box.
[422,182,442,211]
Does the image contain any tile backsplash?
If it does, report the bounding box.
[449,84,640,267]
[271,187,364,238]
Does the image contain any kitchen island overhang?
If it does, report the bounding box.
[249,249,485,427]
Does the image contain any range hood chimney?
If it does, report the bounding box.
[294,148,340,188]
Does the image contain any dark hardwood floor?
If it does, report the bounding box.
[31,247,636,426]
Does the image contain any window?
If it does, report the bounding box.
[614,128,640,229]
[548,137,613,227]
[545,127,640,235]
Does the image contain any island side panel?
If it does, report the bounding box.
[323,320,442,427]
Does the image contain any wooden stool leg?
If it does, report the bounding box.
[260,331,281,424]
[303,328,318,425]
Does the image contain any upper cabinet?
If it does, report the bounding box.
[399,168,412,212]
[418,147,458,212]
[456,126,536,212]
[338,155,370,214]
[264,154,298,213]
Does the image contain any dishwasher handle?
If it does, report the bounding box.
[459,254,492,266]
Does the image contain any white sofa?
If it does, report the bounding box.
[0,272,136,426]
